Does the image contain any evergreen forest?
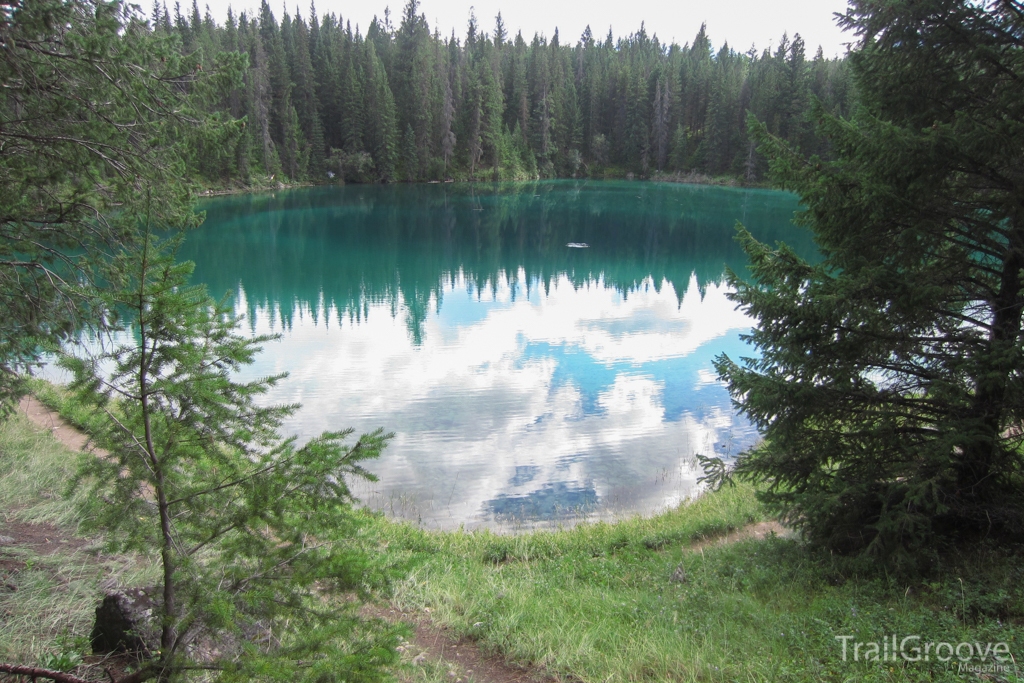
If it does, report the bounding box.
[171,0,853,185]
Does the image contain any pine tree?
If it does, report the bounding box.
[62,230,399,681]
[244,17,279,176]
[400,122,418,181]
[394,0,432,176]
[340,40,366,153]
[465,66,484,177]
[312,13,343,151]
[439,51,457,175]
[289,11,326,179]
[477,45,505,178]
[716,0,1024,561]
[652,79,670,170]
[260,1,301,179]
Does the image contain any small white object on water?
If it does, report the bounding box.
[566,242,590,248]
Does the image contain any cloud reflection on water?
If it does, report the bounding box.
[235,268,755,530]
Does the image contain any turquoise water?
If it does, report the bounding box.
[182,180,812,530]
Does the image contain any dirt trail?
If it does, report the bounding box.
[694,520,789,549]
[3,397,101,558]
[366,605,549,683]
[18,395,106,456]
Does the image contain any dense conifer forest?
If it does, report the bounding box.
[172,0,854,184]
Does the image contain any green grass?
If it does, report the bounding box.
[0,403,95,530]
[0,414,157,665]
[28,377,110,441]
[0,542,154,665]
[358,484,1024,682]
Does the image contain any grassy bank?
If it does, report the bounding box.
[0,414,157,666]
[363,493,1023,682]
[8,385,1024,682]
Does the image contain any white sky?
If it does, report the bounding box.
[208,0,854,58]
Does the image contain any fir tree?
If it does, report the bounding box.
[716,0,1024,561]
[363,39,397,181]
[400,122,418,181]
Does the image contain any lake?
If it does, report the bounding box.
[181,180,813,530]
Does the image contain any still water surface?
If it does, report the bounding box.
[181,180,813,530]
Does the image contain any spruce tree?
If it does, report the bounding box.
[288,11,326,180]
[363,40,398,181]
[716,0,1024,560]
[400,123,418,181]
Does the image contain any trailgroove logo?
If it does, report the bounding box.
[835,635,1014,669]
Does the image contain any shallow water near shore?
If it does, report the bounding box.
[179,180,813,530]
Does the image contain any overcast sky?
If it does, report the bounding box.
[204,0,854,58]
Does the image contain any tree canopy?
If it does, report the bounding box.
[159,0,854,185]
[2,2,399,680]
[0,0,216,404]
[716,0,1024,560]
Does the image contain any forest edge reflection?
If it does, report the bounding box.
[181,180,815,529]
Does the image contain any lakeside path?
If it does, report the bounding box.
[9,395,784,683]
[10,395,555,683]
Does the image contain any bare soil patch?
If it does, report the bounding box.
[366,604,558,683]
[0,515,90,556]
[692,520,791,551]
[17,396,106,456]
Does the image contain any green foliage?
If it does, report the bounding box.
[61,232,401,681]
[364,40,398,182]
[374,485,1024,683]
[716,0,1024,562]
[4,0,851,194]
[0,0,204,407]
[696,454,735,493]
[156,0,852,187]
[0,414,161,665]
[400,123,418,182]
[1,0,855,227]
[39,651,82,673]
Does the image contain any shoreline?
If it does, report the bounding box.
[195,172,771,200]
[26,378,754,538]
